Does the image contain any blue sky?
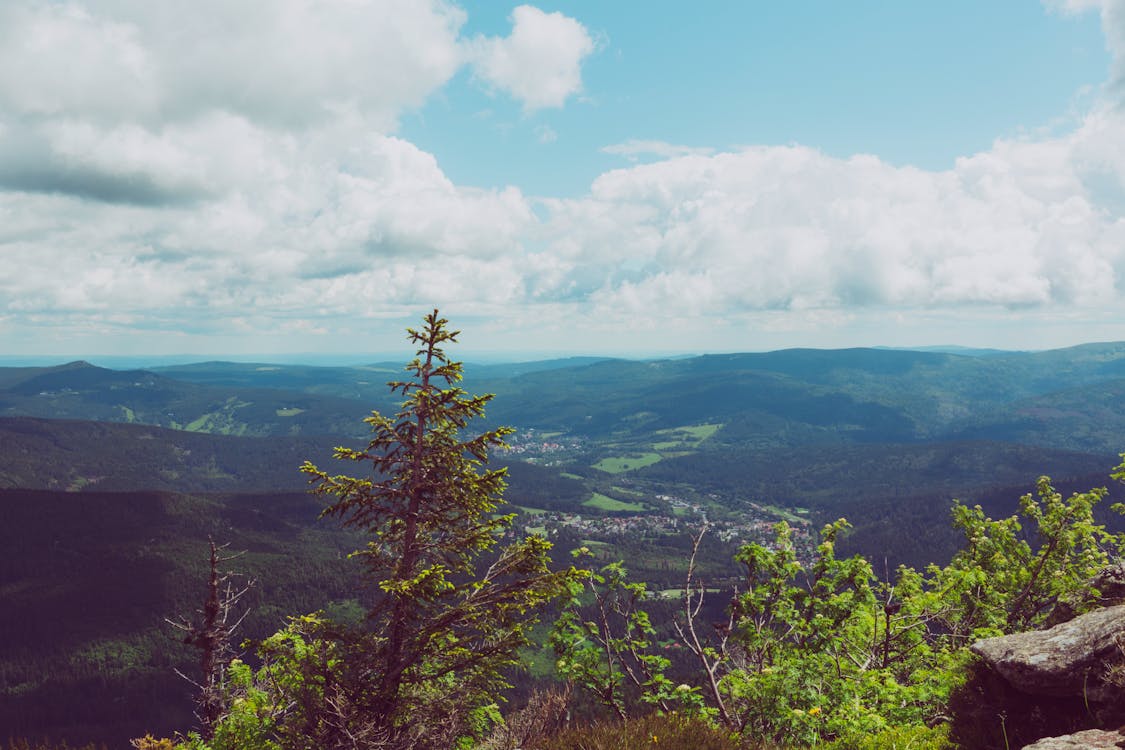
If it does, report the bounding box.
[1,1,1124,361]
[410,2,1109,196]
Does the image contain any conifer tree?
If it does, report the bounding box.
[299,310,579,746]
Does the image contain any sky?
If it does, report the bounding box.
[2,1,1125,362]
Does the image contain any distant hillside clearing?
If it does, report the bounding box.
[583,492,647,511]
[593,453,662,474]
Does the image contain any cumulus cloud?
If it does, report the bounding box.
[0,126,536,315]
[0,0,467,129]
[536,114,1125,321]
[0,0,550,332]
[466,5,596,110]
[0,0,592,346]
[2,0,1125,353]
[0,0,477,207]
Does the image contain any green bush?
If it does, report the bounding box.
[824,724,951,750]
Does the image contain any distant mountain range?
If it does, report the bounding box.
[4,342,1125,476]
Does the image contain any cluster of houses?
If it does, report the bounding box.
[500,429,585,461]
[519,492,813,554]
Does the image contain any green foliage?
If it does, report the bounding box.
[551,554,702,720]
[550,457,1125,747]
[194,311,582,748]
[925,473,1122,641]
[719,519,958,743]
[823,724,951,750]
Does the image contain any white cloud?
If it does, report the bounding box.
[1049,0,1125,100]
[2,1,1125,354]
[601,139,717,162]
[0,0,467,130]
[535,113,1125,322]
[0,0,579,340]
[466,5,596,110]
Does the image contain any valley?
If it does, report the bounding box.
[3,342,1125,743]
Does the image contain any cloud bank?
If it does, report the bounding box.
[1,0,1124,353]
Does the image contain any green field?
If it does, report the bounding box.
[611,485,644,496]
[679,423,721,440]
[653,423,722,444]
[582,492,647,512]
[593,453,662,474]
[276,407,306,417]
[758,503,811,524]
[560,472,583,480]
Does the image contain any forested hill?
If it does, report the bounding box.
[6,343,1125,453]
[478,341,1125,451]
[0,416,339,493]
[0,361,379,438]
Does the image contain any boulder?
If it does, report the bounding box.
[1092,563,1125,606]
[970,604,1125,698]
[1021,728,1125,749]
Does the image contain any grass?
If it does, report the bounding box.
[514,505,547,515]
[758,503,811,524]
[678,423,721,440]
[653,423,722,443]
[593,453,663,474]
[646,424,722,454]
[184,413,214,431]
[610,485,644,496]
[275,407,306,417]
[583,492,647,512]
[560,472,583,480]
[654,588,686,600]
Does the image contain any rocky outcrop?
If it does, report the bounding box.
[970,604,1125,699]
[951,603,1125,748]
[1092,563,1125,607]
[1021,728,1125,749]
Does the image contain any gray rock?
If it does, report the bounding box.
[970,604,1125,697]
[1021,728,1125,749]
[1045,564,1125,627]
[1092,562,1125,606]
